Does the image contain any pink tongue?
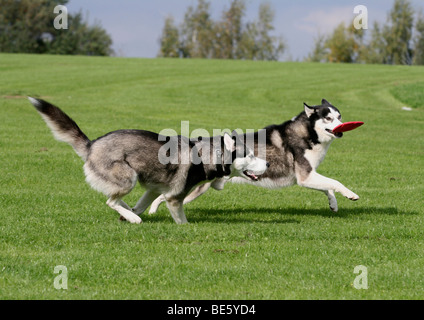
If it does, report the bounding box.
[245,171,258,180]
[333,121,364,133]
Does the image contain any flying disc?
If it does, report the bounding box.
[332,121,364,133]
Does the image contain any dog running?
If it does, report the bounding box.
[149,99,360,214]
[28,97,269,224]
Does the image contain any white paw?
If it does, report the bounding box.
[122,215,142,224]
[130,216,143,224]
[148,207,158,215]
[342,189,359,201]
[329,200,338,212]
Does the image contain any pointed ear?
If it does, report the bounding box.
[322,99,330,106]
[304,103,315,118]
[223,133,235,152]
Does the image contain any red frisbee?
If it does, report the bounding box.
[332,121,364,133]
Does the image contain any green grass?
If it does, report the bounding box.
[391,81,424,109]
[1,53,423,299]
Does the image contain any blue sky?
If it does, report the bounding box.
[66,0,424,60]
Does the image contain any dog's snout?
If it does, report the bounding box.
[266,162,270,168]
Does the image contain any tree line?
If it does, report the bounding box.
[0,0,113,56]
[158,0,285,61]
[308,0,424,65]
[2,0,423,64]
[160,0,424,65]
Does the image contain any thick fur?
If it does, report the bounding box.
[29,97,268,224]
[149,99,359,214]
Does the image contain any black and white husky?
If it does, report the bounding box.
[28,97,268,224]
[150,99,360,214]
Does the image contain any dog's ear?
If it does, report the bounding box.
[322,99,331,106]
[304,103,315,118]
[223,132,235,152]
[231,130,242,145]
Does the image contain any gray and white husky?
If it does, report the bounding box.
[150,99,360,214]
[28,97,268,224]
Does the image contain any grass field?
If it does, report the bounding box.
[0,53,423,300]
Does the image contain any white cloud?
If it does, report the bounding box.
[295,6,354,35]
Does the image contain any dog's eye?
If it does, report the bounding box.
[325,117,333,122]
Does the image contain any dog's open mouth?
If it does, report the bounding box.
[326,129,343,138]
[243,170,259,181]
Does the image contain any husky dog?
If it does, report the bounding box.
[28,97,268,224]
[150,99,359,214]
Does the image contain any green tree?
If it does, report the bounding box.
[307,33,328,62]
[361,21,388,64]
[0,0,113,56]
[49,12,113,56]
[213,0,246,59]
[159,0,285,61]
[180,0,214,58]
[0,0,55,53]
[325,22,356,63]
[158,16,180,58]
[413,12,424,65]
[384,0,414,64]
[239,2,285,61]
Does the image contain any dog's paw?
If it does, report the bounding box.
[148,207,158,215]
[329,205,338,212]
[325,190,338,212]
[120,215,142,224]
[342,190,359,201]
[329,201,338,212]
[129,216,143,224]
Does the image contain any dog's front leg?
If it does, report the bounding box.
[323,190,338,212]
[148,195,165,214]
[149,178,228,215]
[165,198,188,224]
[297,170,359,201]
[182,177,226,204]
[183,182,213,204]
[133,190,161,215]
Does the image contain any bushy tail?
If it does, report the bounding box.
[28,97,91,161]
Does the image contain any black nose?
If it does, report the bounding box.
[266,162,270,168]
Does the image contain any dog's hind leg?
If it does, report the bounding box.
[133,190,161,215]
[120,201,131,210]
[107,197,142,224]
[165,198,188,224]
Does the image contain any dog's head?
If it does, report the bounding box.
[222,132,269,181]
[304,99,344,143]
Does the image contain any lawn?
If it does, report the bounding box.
[0,53,423,299]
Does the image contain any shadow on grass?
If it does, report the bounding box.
[145,205,418,224]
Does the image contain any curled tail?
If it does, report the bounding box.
[28,97,91,161]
